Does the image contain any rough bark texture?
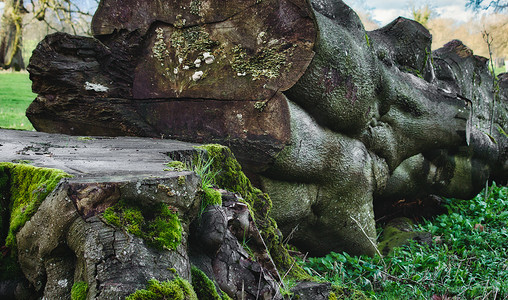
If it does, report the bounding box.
[25,0,508,259]
[190,195,281,300]
[0,129,286,299]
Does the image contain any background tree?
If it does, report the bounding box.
[0,0,27,70]
[411,4,434,28]
[0,0,97,70]
[467,0,508,11]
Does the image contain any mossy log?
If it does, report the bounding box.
[25,0,508,259]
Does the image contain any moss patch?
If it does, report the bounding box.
[166,161,188,172]
[71,281,88,300]
[377,217,431,256]
[201,187,222,213]
[0,162,70,248]
[191,266,221,300]
[330,285,370,300]
[103,200,182,251]
[0,162,69,279]
[126,278,197,300]
[194,144,310,280]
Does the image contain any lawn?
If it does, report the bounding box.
[0,72,35,131]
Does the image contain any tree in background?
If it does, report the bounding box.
[467,0,507,11]
[0,0,97,70]
[411,4,434,28]
[0,0,27,70]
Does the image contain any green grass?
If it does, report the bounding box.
[494,65,506,75]
[0,72,35,130]
[302,183,508,299]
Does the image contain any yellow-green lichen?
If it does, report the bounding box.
[254,101,267,112]
[71,281,88,300]
[153,27,170,63]
[193,145,310,280]
[231,43,294,80]
[170,26,220,68]
[103,200,182,251]
[126,278,197,300]
[178,175,186,186]
[189,0,201,16]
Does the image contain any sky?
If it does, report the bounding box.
[0,1,493,26]
[343,0,482,26]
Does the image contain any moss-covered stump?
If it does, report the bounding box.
[0,163,70,299]
[12,171,200,299]
[19,0,508,277]
[193,144,310,281]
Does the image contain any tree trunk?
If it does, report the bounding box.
[0,0,25,70]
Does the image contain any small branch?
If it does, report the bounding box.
[349,216,385,265]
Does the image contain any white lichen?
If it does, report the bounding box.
[203,52,215,64]
[173,68,179,74]
[192,71,203,81]
[84,82,109,92]
[257,31,267,44]
[194,58,202,68]
[57,279,68,288]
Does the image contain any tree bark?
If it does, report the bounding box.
[0,0,25,70]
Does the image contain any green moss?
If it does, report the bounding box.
[126,278,197,300]
[401,66,423,79]
[166,161,188,172]
[0,163,70,248]
[231,43,294,80]
[364,33,370,47]
[193,145,310,280]
[103,200,182,251]
[377,218,423,256]
[71,281,88,300]
[221,291,232,300]
[330,285,370,300]
[191,266,221,300]
[0,163,69,279]
[202,187,222,208]
[178,175,186,186]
